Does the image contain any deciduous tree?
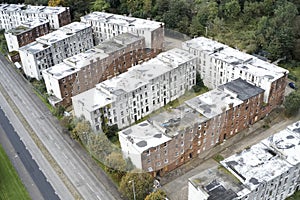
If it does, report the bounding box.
[224,0,241,19]
[145,190,167,200]
[48,0,61,7]
[91,0,110,11]
[119,171,153,200]
[284,91,300,117]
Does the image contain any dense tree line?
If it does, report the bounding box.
[77,0,300,61]
[1,0,299,61]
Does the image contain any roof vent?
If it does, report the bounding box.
[136,140,147,147]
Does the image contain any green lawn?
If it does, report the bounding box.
[0,144,31,200]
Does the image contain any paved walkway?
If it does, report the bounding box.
[162,107,300,200]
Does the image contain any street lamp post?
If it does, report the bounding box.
[129,180,136,200]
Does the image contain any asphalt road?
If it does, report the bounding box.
[0,54,120,199]
[0,106,59,200]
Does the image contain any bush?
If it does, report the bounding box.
[284,91,300,117]
[288,74,298,82]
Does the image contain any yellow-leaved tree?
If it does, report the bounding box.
[48,0,61,7]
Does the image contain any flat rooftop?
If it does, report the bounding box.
[219,78,265,101]
[183,37,288,81]
[149,105,207,137]
[113,32,144,45]
[0,4,68,14]
[96,68,148,95]
[6,18,48,35]
[185,88,243,119]
[95,40,125,54]
[158,48,197,66]
[42,62,80,80]
[43,33,144,80]
[19,41,51,54]
[72,48,196,111]
[72,87,113,112]
[183,37,227,53]
[97,49,194,92]
[221,142,292,191]
[81,12,163,31]
[64,48,109,68]
[262,121,300,166]
[119,121,172,154]
[36,22,90,45]
[189,166,246,200]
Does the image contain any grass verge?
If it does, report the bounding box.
[213,154,224,162]
[286,190,300,200]
[135,87,209,124]
[0,144,31,200]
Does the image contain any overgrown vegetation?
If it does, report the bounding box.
[31,80,65,118]
[65,117,133,184]
[119,171,154,200]
[217,165,241,184]
[286,190,300,200]
[49,0,300,62]
[0,30,8,54]
[0,144,31,200]
[192,72,205,93]
[134,85,208,125]
[284,91,300,117]
[9,0,296,62]
[145,189,167,200]
[213,154,224,162]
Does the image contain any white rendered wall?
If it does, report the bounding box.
[4,33,19,52]
[42,71,62,100]
[188,181,209,200]
[119,133,142,169]
[19,50,38,79]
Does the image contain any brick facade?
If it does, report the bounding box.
[47,35,159,107]
[16,22,50,47]
[141,90,264,177]
[120,78,268,177]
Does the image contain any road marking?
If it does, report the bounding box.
[48,135,53,140]
[62,153,68,159]
[54,142,61,150]
[77,172,85,180]
[86,183,94,193]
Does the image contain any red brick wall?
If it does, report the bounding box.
[141,90,265,176]
[57,38,160,107]
[58,8,71,28]
[17,22,50,48]
[261,74,288,117]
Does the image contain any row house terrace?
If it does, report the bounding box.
[5,18,50,52]
[189,120,300,200]
[80,12,164,53]
[182,37,288,115]
[0,4,70,30]
[42,33,153,107]
[72,48,197,131]
[119,78,265,177]
[19,22,93,80]
[215,121,300,200]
